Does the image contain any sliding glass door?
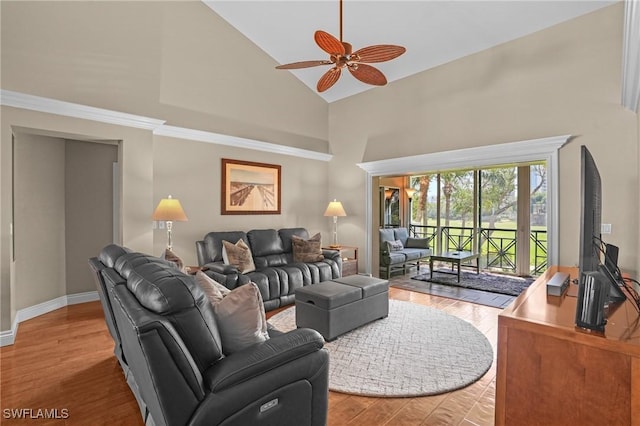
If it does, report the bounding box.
[408,162,547,276]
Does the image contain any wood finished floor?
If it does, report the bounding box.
[0,274,501,425]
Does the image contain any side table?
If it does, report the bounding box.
[323,246,358,276]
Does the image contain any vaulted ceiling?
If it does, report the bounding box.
[204,1,615,103]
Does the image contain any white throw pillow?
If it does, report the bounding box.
[212,282,269,354]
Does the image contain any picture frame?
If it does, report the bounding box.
[221,158,281,215]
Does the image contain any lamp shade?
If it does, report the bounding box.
[405,188,417,198]
[324,199,347,217]
[152,195,188,221]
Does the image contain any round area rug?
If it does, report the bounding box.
[268,299,493,397]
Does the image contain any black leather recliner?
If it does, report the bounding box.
[89,246,180,375]
[90,245,329,426]
[196,228,342,311]
[88,244,133,372]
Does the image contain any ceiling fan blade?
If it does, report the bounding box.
[352,45,406,63]
[348,63,387,86]
[317,67,342,92]
[314,30,345,56]
[276,60,333,70]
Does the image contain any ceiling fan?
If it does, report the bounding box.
[275,0,406,93]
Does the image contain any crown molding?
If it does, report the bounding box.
[1,90,332,161]
[357,135,571,176]
[154,125,332,162]
[622,0,640,113]
[0,90,166,130]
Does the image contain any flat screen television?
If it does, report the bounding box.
[578,145,602,276]
[576,146,626,330]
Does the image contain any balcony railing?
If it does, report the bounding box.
[531,229,548,275]
[409,224,547,276]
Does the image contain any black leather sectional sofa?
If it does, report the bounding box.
[89,244,329,426]
[196,228,342,311]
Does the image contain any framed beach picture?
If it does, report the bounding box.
[221,158,281,215]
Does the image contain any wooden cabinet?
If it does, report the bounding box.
[495,266,640,425]
[324,246,358,276]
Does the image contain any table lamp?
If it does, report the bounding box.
[152,195,188,251]
[324,199,347,248]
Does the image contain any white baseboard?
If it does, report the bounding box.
[0,291,99,347]
[0,322,18,347]
[66,291,100,306]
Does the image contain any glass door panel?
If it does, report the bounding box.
[440,171,475,253]
[479,167,518,273]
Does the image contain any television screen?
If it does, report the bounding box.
[578,145,601,276]
[576,146,626,330]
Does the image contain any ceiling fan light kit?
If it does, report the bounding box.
[276,0,406,93]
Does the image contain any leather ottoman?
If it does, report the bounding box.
[295,275,389,341]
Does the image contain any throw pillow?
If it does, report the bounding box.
[291,232,324,262]
[163,248,186,273]
[405,237,429,249]
[386,240,404,252]
[212,282,269,354]
[222,239,256,274]
[194,271,230,304]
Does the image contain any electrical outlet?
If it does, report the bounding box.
[601,223,612,234]
[159,221,165,230]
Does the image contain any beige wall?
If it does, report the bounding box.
[328,3,639,276]
[152,137,330,265]
[13,133,67,309]
[0,108,157,330]
[0,1,328,149]
[12,133,120,313]
[65,140,118,295]
[0,123,11,328]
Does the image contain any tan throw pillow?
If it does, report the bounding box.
[212,282,269,354]
[163,248,186,272]
[194,271,230,304]
[291,233,324,263]
[222,239,256,274]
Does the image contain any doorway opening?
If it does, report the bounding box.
[12,128,121,305]
[403,162,547,276]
